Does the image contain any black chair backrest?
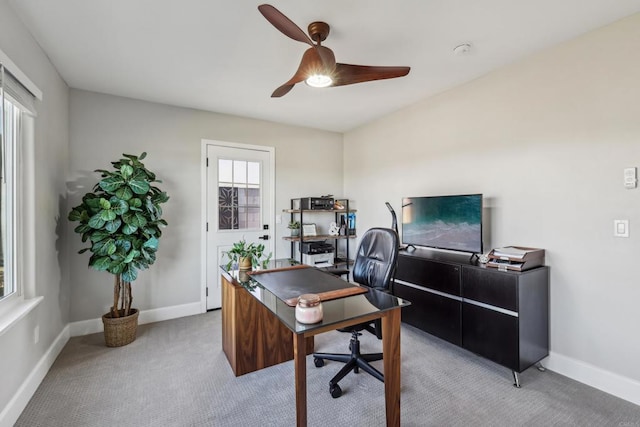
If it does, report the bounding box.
[352,228,399,291]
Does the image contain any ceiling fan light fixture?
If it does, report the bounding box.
[305,73,333,88]
[258,5,410,97]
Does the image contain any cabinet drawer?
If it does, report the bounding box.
[397,255,461,296]
[394,282,461,346]
[462,267,517,311]
[462,302,519,371]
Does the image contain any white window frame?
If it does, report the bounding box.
[0,50,42,336]
[1,98,20,302]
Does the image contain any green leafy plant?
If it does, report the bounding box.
[68,152,169,318]
[288,220,301,237]
[287,220,300,229]
[223,238,272,270]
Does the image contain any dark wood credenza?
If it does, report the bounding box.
[393,249,549,386]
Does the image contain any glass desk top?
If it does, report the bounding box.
[221,259,410,334]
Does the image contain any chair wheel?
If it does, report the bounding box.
[330,384,342,398]
[314,357,324,368]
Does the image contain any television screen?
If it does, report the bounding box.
[402,194,483,254]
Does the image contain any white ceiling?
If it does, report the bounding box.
[9,1,640,132]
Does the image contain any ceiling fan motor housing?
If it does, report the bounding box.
[308,21,330,43]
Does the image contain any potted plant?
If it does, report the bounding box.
[68,152,169,347]
[223,238,272,270]
[288,220,301,237]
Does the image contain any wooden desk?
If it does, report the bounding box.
[221,273,314,375]
[221,264,407,427]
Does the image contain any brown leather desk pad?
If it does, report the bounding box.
[249,265,367,307]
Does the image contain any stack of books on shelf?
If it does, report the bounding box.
[487,246,545,271]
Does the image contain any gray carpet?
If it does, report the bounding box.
[16,310,640,426]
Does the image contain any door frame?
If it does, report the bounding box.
[200,139,276,312]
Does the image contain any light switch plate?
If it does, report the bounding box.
[614,219,629,237]
[624,167,637,189]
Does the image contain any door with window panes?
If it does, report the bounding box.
[205,142,273,309]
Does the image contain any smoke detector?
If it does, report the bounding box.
[453,43,472,55]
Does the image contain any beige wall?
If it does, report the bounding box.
[68,90,343,321]
[345,13,640,390]
[0,0,70,417]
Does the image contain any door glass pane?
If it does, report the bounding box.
[247,162,259,185]
[233,160,247,184]
[218,186,238,230]
[218,159,232,182]
[218,159,261,231]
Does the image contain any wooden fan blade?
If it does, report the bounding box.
[258,4,314,46]
[272,70,308,97]
[258,5,335,71]
[332,64,410,87]
[271,83,297,98]
[270,65,307,98]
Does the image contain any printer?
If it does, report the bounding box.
[300,241,334,266]
[300,241,334,254]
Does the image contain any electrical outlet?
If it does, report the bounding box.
[614,219,629,237]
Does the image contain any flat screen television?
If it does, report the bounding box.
[402,194,483,254]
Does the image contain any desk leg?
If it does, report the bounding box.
[293,333,307,427]
[382,308,401,427]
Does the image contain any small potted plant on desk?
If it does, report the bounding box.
[224,239,272,271]
[288,220,301,237]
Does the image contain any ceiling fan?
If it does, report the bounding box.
[258,4,411,97]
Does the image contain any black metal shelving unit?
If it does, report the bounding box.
[283,198,357,275]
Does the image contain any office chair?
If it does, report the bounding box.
[313,227,399,398]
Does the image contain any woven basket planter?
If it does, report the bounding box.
[102,309,139,347]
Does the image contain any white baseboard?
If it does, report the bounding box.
[138,302,203,325]
[0,325,70,427]
[69,302,203,337]
[545,351,640,406]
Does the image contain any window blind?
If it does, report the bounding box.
[0,64,37,115]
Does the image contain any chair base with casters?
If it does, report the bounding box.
[313,227,399,398]
[313,330,384,398]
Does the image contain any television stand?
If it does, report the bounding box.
[393,248,549,386]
